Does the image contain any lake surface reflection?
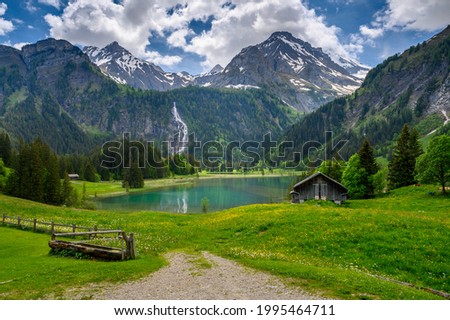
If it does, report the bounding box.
[96,176,298,213]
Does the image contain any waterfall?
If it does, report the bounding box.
[172,102,189,154]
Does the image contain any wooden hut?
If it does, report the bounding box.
[68,174,79,180]
[290,172,348,205]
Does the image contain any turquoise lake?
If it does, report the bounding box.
[96,176,299,213]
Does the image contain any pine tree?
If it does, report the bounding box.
[0,131,11,166]
[44,153,61,205]
[5,139,65,206]
[29,140,45,203]
[388,124,422,189]
[61,172,74,205]
[358,138,379,196]
[123,161,144,189]
[0,158,7,191]
[358,138,379,176]
[83,162,98,182]
[409,128,423,162]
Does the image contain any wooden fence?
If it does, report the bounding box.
[2,214,135,260]
[1,213,106,235]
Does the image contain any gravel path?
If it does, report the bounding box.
[95,252,320,300]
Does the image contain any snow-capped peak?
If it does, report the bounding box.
[209,64,224,74]
[83,41,193,91]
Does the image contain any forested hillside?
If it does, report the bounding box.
[284,26,450,159]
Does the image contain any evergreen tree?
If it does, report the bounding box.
[83,162,98,182]
[388,124,422,189]
[61,172,74,205]
[416,135,450,194]
[29,140,45,203]
[358,138,379,176]
[409,128,423,162]
[5,139,64,206]
[358,138,379,196]
[0,158,7,191]
[0,131,11,166]
[44,153,61,205]
[341,154,369,199]
[123,161,144,189]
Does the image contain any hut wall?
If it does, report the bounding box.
[293,175,346,202]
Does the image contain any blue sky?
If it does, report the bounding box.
[0,1,448,74]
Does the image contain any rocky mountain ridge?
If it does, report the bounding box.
[84,32,370,112]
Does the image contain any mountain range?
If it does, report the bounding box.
[84,32,369,112]
[0,26,448,157]
[0,38,296,153]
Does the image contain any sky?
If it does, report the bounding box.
[0,0,449,75]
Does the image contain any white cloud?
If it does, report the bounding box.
[45,0,359,71]
[167,28,194,48]
[142,51,182,68]
[45,0,181,64]
[381,0,450,31]
[353,0,449,56]
[0,3,14,36]
[2,40,30,50]
[0,2,6,16]
[357,0,449,43]
[38,0,61,9]
[182,0,356,70]
[359,25,384,39]
[25,0,38,13]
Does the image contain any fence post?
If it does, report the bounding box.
[130,233,135,259]
[123,232,130,259]
[33,218,37,232]
[72,224,76,233]
[2,213,5,224]
[51,221,54,234]
[124,233,135,260]
[17,216,21,227]
[94,225,98,238]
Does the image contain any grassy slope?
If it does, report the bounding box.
[0,185,448,300]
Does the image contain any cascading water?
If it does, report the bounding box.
[172,102,189,154]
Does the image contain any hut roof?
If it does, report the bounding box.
[292,172,348,191]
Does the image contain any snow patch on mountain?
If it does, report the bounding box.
[83,33,370,112]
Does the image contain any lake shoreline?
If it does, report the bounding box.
[93,174,301,213]
[84,171,303,199]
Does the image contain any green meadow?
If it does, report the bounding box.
[0,184,448,300]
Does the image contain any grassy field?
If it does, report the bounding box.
[0,184,448,300]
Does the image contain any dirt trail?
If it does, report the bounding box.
[94,252,321,300]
